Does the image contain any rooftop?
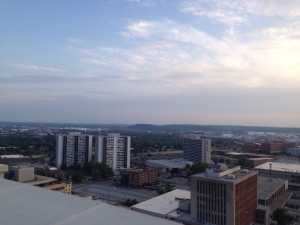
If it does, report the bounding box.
[193,165,257,182]
[247,158,274,161]
[0,154,28,159]
[131,189,190,217]
[24,175,57,186]
[255,162,300,173]
[257,177,287,200]
[0,179,178,225]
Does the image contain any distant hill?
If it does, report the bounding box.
[126,124,300,133]
[0,121,131,129]
[1,121,299,133]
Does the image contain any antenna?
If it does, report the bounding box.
[269,163,272,182]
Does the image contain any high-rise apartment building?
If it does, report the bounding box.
[183,136,211,163]
[56,132,92,168]
[95,133,130,171]
[191,164,258,225]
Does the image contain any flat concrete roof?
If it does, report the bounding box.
[24,175,57,186]
[0,179,178,225]
[131,189,190,217]
[257,177,287,200]
[255,162,300,173]
[193,167,257,183]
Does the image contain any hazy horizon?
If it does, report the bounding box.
[1,1,300,127]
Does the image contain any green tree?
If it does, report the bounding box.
[157,188,166,195]
[92,169,100,179]
[131,199,139,205]
[103,166,114,178]
[165,186,173,192]
[170,168,180,174]
[273,208,290,225]
[191,162,208,175]
[72,170,84,182]
[125,198,132,206]
[186,164,191,170]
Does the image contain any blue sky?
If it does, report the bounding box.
[1,0,300,127]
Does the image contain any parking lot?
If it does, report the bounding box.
[73,184,155,203]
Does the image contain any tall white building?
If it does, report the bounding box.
[56,132,92,169]
[183,135,211,163]
[95,133,131,171]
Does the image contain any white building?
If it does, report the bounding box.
[56,132,92,168]
[95,133,130,171]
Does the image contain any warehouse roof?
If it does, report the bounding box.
[255,162,300,173]
[131,189,190,217]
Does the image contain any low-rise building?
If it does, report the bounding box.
[43,181,72,194]
[128,167,158,186]
[255,162,300,185]
[246,158,274,168]
[287,148,300,156]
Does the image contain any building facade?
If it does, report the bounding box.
[43,181,72,194]
[246,158,275,168]
[261,141,297,153]
[56,132,92,169]
[128,167,158,186]
[191,164,258,225]
[183,136,211,163]
[95,133,131,171]
[0,164,8,178]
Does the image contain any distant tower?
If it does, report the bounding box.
[56,132,92,168]
[95,133,131,171]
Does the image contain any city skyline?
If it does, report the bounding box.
[1,1,300,127]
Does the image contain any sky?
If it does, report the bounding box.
[1,0,300,127]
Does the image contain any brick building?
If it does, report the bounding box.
[128,167,158,186]
[261,141,297,153]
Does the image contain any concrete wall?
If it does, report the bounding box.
[0,164,9,178]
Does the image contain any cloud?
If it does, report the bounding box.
[179,0,253,25]
[124,0,156,7]
[67,38,83,43]
[71,17,300,93]
[121,21,155,37]
[179,0,300,25]
[6,63,66,73]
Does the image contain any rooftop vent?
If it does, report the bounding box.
[226,174,235,179]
